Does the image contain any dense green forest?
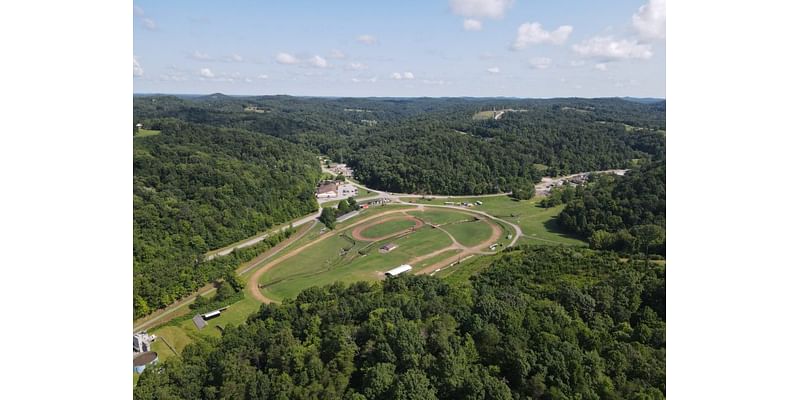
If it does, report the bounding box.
[135,95,665,195]
[556,162,666,255]
[135,246,665,399]
[133,121,320,317]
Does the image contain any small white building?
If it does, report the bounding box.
[133,331,156,353]
[385,264,412,277]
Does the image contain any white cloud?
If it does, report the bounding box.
[487,66,500,73]
[191,50,212,61]
[450,0,514,19]
[230,53,244,62]
[528,57,552,69]
[572,36,653,60]
[391,72,415,80]
[423,79,447,85]
[329,49,346,59]
[357,34,377,45]
[513,22,573,50]
[463,19,482,31]
[632,0,666,40]
[199,68,215,78]
[257,74,269,79]
[352,76,378,83]
[569,60,586,67]
[142,18,157,31]
[309,55,328,68]
[133,56,143,77]
[594,63,608,71]
[133,5,144,17]
[276,52,300,65]
[347,62,368,71]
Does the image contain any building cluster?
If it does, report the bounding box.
[443,200,482,207]
[133,331,156,353]
[328,163,353,177]
[379,243,398,253]
[316,181,357,199]
[133,331,159,374]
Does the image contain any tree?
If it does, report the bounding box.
[510,185,534,200]
[320,207,337,230]
[214,281,235,302]
[335,173,346,181]
[225,270,245,292]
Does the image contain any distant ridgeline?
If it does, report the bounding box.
[134,246,665,399]
[135,95,665,195]
[133,121,320,318]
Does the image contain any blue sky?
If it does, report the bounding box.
[133,0,665,97]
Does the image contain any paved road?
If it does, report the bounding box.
[205,208,322,260]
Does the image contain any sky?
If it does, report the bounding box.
[133,0,665,98]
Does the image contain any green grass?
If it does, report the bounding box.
[260,224,454,301]
[358,218,419,239]
[408,209,473,225]
[437,252,499,283]
[404,196,585,246]
[440,220,494,248]
[472,110,496,120]
[134,129,161,138]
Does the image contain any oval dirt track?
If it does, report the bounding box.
[351,215,424,242]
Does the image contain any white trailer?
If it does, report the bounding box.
[385,264,412,277]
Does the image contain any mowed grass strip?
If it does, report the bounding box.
[135,129,161,138]
[440,219,495,248]
[358,218,419,239]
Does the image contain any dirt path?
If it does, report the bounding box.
[246,207,418,304]
[350,215,424,242]
[414,214,503,275]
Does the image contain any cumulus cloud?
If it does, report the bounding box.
[309,55,328,68]
[142,18,157,31]
[329,49,346,59]
[133,56,143,77]
[199,68,215,78]
[133,4,144,17]
[423,79,447,85]
[391,72,415,80]
[450,0,514,19]
[463,19,482,31]
[276,52,300,65]
[572,36,653,60]
[190,50,212,60]
[513,22,573,50]
[569,60,586,67]
[528,57,552,69]
[347,62,368,71]
[257,74,269,79]
[357,34,378,45]
[229,53,244,62]
[632,0,666,40]
[594,63,608,71]
[487,66,500,73]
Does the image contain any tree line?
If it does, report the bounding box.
[135,245,665,399]
[555,161,666,256]
[134,121,319,318]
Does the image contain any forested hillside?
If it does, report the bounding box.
[133,121,320,317]
[134,246,665,399]
[557,161,666,255]
[134,95,666,195]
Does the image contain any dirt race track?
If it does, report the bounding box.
[350,215,424,241]
[247,206,503,304]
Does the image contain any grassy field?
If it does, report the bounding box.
[358,218,419,239]
[472,110,496,120]
[134,129,161,138]
[260,222,454,301]
[403,196,585,246]
[437,252,499,283]
[408,209,473,225]
[440,220,495,248]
